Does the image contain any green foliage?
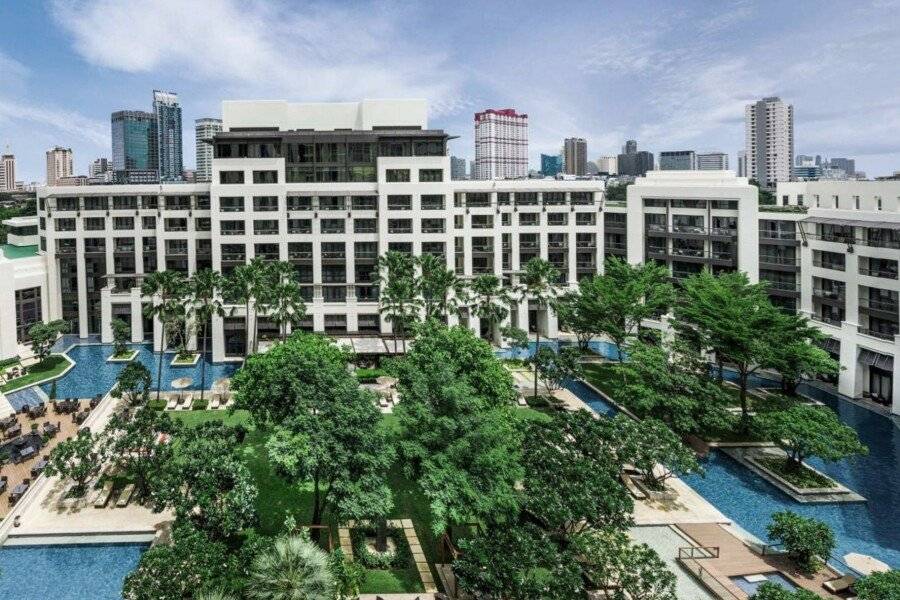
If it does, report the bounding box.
[855,570,900,600]
[755,457,836,489]
[556,284,599,350]
[111,318,131,357]
[501,325,529,354]
[756,404,867,469]
[142,270,189,402]
[615,415,702,490]
[113,361,153,406]
[28,319,70,363]
[192,397,209,410]
[377,251,422,350]
[0,354,69,393]
[751,581,823,599]
[470,274,511,341]
[619,341,734,436]
[264,262,307,341]
[44,429,100,496]
[350,525,412,569]
[767,511,835,574]
[764,315,840,395]
[246,535,334,600]
[225,260,267,357]
[573,527,678,600]
[749,179,776,205]
[453,523,585,599]
[604,183,629,204]
[391,321,523,534]
[328,549,365,600]
[354,367,387,383]
[418,252,467,320]
[530,346,583,393]
[101,407,176,499]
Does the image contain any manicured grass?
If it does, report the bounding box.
[757,457,836,489]
[0,356,21,369]
[361,568,424,594]
[1,354,71,392]
[110,350,138,360]
[582,362,627,402]
[170,408,251,428]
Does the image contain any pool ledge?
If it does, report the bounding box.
[3,531,156,546]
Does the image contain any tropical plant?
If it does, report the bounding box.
[765,313,840,395]
[111,318,131,357]
[328,549,364,600]
[376,250,421,352]
[518,257,562,399]
[101,407,176,499]
[226,259,266,357]
[44,429,101,497]
[28,319,70,364]
[766,511,835,574]
[615,415,702,490]
[190,268,225,402]
[246,535,335,600]
[751,582,823,600]
[530,345,582,394]
[112,361,153,406]
[142,270,188,402]
[470,273,510,343]
[555,284,599,351]
[855,570,900,600]
[418,252,466,321]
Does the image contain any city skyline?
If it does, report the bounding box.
[1,1,900,183]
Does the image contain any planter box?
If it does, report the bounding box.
[106,350,139,363]
[170,353,200,367]
[630,474,678,501]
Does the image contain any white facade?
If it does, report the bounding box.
[195,118,223,183]
[46,146,73,186]
[745,97,794,188]
[597,156,617,175]
[474,108,528,180]
[697,152,729,171]
[222,99,428,132]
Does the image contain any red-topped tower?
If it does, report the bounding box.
[474,108,528,180]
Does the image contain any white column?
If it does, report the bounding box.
[100,287,112,343]
[130,288,143,343]
[837,324,858,398]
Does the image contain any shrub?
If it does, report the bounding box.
[49,380,57,400]
[766,511,835,574]
[349,525,412,570]
[148,398,167,411]
[192,397,209,410]
[354,367,386,383]
[855,570,900,600]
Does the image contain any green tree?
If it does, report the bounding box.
[453,523,584,600]
[28,319,70,364]
[226,259,267,357]
[615,416,702,491]
[195,591,240,600]
[555,283,600,351]
[521,411,633,536]
[751,581,823,600]
[111,318,131,357]
[583,257,674,363]
[530,346,582,395]
[190,268,226,402]
[756,404,868,472]
[44,429,101,497]
[377,250,421,352]
[141,270,188,402]
[767,511,835,574]
[231,332,352,426]
[246,535,334,600]
[749,179,776,205]
[470,274,510,343]
[855,570,900,600]
[673,269,783,430]
[266,263,307,341]
[573,528,677,600]
[518,257,562,399]
[501,325,529,358]
[101,407,176,499]
[150,422,258,540]
[765,314,840,395]
[391,321,523,534]
[418,252,466,321]
[328,549,364,600]
[112,361,153,406]
[620,341,733,436]
[604,183,629,203]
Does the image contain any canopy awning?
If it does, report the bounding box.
[859,348,894,371]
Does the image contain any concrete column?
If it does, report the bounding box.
[100,287,112,343]
[130,289,143,343]
[838,323,859,398]
[76,241,88,338]
[211,313,225,362]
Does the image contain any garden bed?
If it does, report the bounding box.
[1,355,74,393]
[170,352,200,367]
[754,456,835,489]
[106,349,139,363]
[350,523,425,594]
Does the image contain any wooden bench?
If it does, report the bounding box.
[116,483,135,507]
[93,480,115,508]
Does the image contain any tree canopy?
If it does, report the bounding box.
[28,319,70,363]
[766,511,835,575]
[756,404,867,470]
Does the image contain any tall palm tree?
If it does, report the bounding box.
[226,260,265,358]
[519,257,561,400]
[249,258,275,353]
[246,535,334,600]
[269,280,307,341]
[190,268,225,403]
[418,252,467,321]
[141,270,187,402]
[470,274,510,344]
[377,251,421,352]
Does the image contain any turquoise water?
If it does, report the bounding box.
[0,543,147,599]
[37,344,238,400]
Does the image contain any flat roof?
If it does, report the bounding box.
[2,216,37,227]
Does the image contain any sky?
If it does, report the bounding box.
[1,0,900,183]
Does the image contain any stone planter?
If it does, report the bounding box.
[170,353,200,367]
[106,350,139,363]
[630,474,678,501]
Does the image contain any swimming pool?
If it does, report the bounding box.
[38,344,238,400]
[0,542,147,600]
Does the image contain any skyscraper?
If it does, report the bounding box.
[540,153,563,177]
[153,90,183,181]
[46,146,73,186]
[0,153,15,192]
[737,151,746,177]
[829,157,856,176]
[111,110,155,183]
[474,108,528,180]
[617,140,653,176]
[696,152,729,170]
[88,158,112,183]
[623,139,637,155]
[659,150,697,170]
[745,96,794,188]
[596,156,617,175]
[563,138,587,176]
[195,118,223,183]
[450,155,467,180]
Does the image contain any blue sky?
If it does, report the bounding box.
[1,0,899,182]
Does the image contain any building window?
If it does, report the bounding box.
[420,195,445,210]
[388,219,412,234]
[385,169,411,182]
[320,219,345,234]
[142,216,156,229]
[287,219,312,234]
[113,217,135,230]
[84,197,107,211]
[84,217,105,231]
[319,196,345,211]
[387,195,412,211]
[55,218,76,232]
[15,287,42,342]
[253,196,279,211]
[252,170,278,184]
[220,197,245,212]
[354,219,377,233]
[518,213,539,226]
[418,169,443,182]
[164,218,187,232]
[253,220,279,235]
[219,171,244,184]
[221,221,246,236]
[351,196,377,211]
[287,196,313,211]
[501,213,511,226]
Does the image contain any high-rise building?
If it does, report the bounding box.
[87,158,112,184]
[745,96,794,188]
[540,153,563,177]
[830,157,856,176]
[153,90,183,181]
[737,151,746,177]
[796,154,813,166]
[696,152,729,171]
[474,108,528,180]
[623,139,637,155]
[596,156,617,175]
[617,140,654,177]
[111,110,156,183]
[195,118,223,183]
[563,138,587,176]
[0,153,15,192]
[450,156,467,180]
[46,146,73,186]
[659,150,697,170]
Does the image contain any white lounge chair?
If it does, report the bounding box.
[166,395,178,410]
[823,575,856,594]
[210,394,221,410]
[93,480,115,508]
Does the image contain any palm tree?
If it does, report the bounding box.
[141,270,187,402]
[226,260,265,358]
[470,274,510,344]
[190,268,225,403]
[269,280,307,341]
[518,257,561,400]
[419,252,467,321]
[246,535,334,600]
[376,251,421,352]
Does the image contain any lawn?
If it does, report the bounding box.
[756,456,836,489]
[1,354,71,392]
[582,361,626,403]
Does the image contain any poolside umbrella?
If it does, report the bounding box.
[171,377,193,401]
[844,553,890,575]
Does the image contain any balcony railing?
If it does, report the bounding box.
[221,229,245,236]
[421,227,444,233]
[762,255,799,266]
[322,251,346,259]
[221,253,246,262]
[859,267,898,280]
[764,280,798,291]
[671,248,705,257]
[813,259,845,271]
[858,327,896,341]
[811,314,843,326]
[813,289,845,301]
[672,225,706,234]
[759,230,796,240]
[288,251,313,260]
[859,297,899,312]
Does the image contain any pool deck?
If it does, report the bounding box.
[676,522,844,600]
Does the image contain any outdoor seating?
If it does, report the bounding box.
[0,415,16,430]
[0,475,7,494]
[42,421,59,437]
[31,456,48,477]
[823,574,856,594]
[5,423,22,440]
[90,395,102,408]
[93,480,115,508]
[116,483,135,507]
[73,410,89,425]
[27,403,47,419]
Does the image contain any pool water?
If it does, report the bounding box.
[0,543,147,600]
[39,344,238,399]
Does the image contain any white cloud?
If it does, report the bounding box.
[0,99,109,148]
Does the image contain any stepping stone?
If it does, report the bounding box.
[401,518,414,528]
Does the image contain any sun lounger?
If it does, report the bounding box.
[516,394,528,406]
[620,472,647,500]
[823,575,856,594]
[180,395,192,409]
[210,395,220,409]
[166,396,178,410]
[116,483,135,507]
[93,480,115,508]
[378,395,389,408]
